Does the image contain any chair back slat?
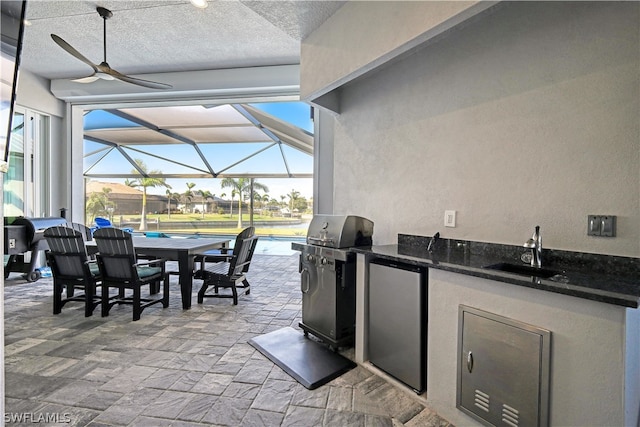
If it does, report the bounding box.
[93,228,136,257]
[197,227,257,305]
[45,226,87,253]
[100,255,136,280]
[69,222,93,241]
[229,235,258,276]
[233,227,255,247]
[93,223,168,320]
[93,228,137,281]
[51,254,88,277]
[44,226,91,278]
[44,226,101,316]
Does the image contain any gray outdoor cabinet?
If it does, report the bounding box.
[457,305,551,427]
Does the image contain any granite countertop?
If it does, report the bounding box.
[351,235,640,308]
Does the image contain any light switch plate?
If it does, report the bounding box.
[445,210,456,227]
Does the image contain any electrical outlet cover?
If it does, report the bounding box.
[445,210,456,227]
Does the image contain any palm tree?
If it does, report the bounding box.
[128,159,169,231]
[288,189,300,217]
[198,189,214,218]
[165,189,180,218]
[184,182,196,213]
[229,190,237,217]
[221,178,244,227]
[86,187,114,222]
[219,192,226,215]
[221,178,268,228]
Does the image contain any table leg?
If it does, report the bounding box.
[178,251,193,310]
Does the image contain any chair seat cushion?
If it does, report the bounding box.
[136,266,162,278]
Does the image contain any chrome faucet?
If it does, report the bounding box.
[427,232,440,253]
[523,226,542,268]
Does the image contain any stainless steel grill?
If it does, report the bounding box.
[305,215,374,249]
[293,215,373,349]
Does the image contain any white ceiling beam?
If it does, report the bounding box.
[50,65,301,105]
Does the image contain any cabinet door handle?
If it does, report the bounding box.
[301,268,310,293]
[467,351,474,373]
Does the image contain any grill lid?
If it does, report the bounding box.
[306,215,373,248]
[11,217,68,243]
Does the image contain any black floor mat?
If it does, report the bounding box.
[249,327,356,390]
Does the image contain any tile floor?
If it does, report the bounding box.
[4,252,453,426]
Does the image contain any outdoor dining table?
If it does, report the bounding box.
[86,236,230,310]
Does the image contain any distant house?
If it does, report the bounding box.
[86,181,168,215]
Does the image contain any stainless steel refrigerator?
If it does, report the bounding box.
[368,259,427,393]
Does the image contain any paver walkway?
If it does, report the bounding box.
[4,253,452,426]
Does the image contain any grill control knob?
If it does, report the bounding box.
[306,254,315,262]
[320,257,328,265]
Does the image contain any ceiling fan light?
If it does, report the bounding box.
[190,0,208,9]
[97,72,115,81]
[72,76,99,84]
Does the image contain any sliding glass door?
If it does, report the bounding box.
[3,107,50,221]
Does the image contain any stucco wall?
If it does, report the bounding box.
[325,2,639,257]
[428,268,631,426]
[300,1,492,100]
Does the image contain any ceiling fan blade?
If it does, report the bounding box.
[51,34,98,72]
[53,8,172,91]
[72,75,100,83]
[104,67,173,90]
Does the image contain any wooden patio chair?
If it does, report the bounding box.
[93,228,169,321]
[44,226,102,317]
[194,226,255,269]
[68,222,93,242]
[195,229,259,305]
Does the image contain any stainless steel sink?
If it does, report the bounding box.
[483,262,562,279]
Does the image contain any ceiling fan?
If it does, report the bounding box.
[51,6,172,90]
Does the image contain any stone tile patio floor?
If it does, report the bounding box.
[4,253,453,426]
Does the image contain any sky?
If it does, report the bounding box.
[251,102,313,132]
[84,101,314,200]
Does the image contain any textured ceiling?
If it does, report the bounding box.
[20,0,345,81]
[16,1,334,180]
